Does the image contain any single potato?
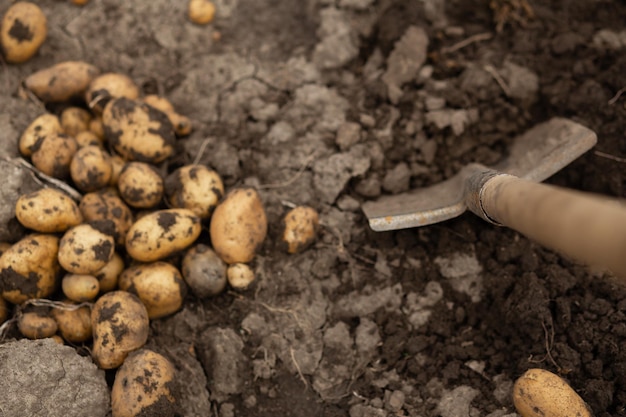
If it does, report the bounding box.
[181,244,227,298]
[31,133,78,180]
[23,60,100,102]
[62,274,100,302]
[281,206,320,254]
[15,187,83,233]
[227,263,255,290]
[108,155,126,187]
[70,145,112,192]
[58,221,115,274]
[142,95,192,136]
[61,107,92,137]
[188,0,216,25]
[86,72,139,114]
[0,2,47,63]
[79,188,134,245]
[164,164,224,219]
[210,187,267,264]
[91,291,149,369]
[75,130,102,148]
[117,162,164,209]
[18,311,58,339]
[94,251,124,293]
[18,113,62,157]
[51,301,92,343]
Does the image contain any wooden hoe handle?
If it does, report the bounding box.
[480,175,626,278]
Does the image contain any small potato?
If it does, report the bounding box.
[118,262,187,319]
[125,209,201,262]
[210,187,267,264]
[164,164,224,219]
[0,2,47,64]
[70,145,112,192]
[227,263,255,290]
[281,206,319,254]
[18,311,58,339]
[513,368,591,417]
[75,130,102,148]
[31,133,78,179]
[89,117,105,141]
[61,106,92,137]
[142,95,192,136]
[0,234,60,304]
[94,251,124,292]
[80,188,134,245]
[91,291,149,369]
[86,73,139,114]
[102,97,175,164]
[117,162,164,209]
[51,301,91,343]
[58,221,115,274]
[108,155,125,187]
[18,113,62,157]
[111,349,177,417]
[188,0,216,25]
[181,244,227,298]
[15,188,83,233]
[62,274,99,302]
[23,61,99,102]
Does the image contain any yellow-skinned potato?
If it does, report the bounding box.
[227,263,255,290]
[15,188,83,233]
[89,117,105,141]
[142,95,192,136]
[75,130,102,148]
[23,61,99,102]
[102,97,176,164]
[70,145,112,192]
[18,113,62,157]
[18,311,58,339]
[0,234,60,304]
[91,291,149,369]
[58,220,115,274]
[94,251,124,292]
[62,274,99,302]
[125,208,201,262]
[111,349,177,417]
[513,368,592,417]
[86,73,139,114]
[181,244,227,298]
[164,164,224,219]
[0,2,47,64]
[51,301,92,343]
[210,187,267,264]
[108,155,125,187]
[61,107,92,137]
[117,162,164,209]
[79,188,134,245]
[31,133,78,180]
[188,0,216,25]
[282,206,319,254]
[118,262,187,319]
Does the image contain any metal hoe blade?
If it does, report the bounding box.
[362,118,598,231]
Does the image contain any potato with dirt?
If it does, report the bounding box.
[102,97,176,164]
[181,244,227,298]
[281,205,320,254]
[15,188,83,233]
[70,145,113,192]
[111,349,178,417]
[117,162,164,209]
[18,113,62,157]
[227,262,255,290]
[61,274,100,302]
[61,107,92,137]
[210,187,268,264]
[0,234,60,304]
[18,310,58,339]
[125,208,201,262]
[86,73,139,114]
[164,164,224,219]
[30,133,78,180]
[0,2,47,64]
[93,251,124,293]
[51,301,92,343]
[142,94,192,136]
[118,262,187,319]
[23,60,100,102]
[91,290,149,369]
[79,188,134,245]
[58,220,115,275]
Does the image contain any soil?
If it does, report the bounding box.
[0,0,625,416]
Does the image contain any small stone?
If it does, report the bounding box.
[336,194,361,212]
[336,122,362,150]
[386,390,406,411]
[355,176,381,198]
[382,162,411,194]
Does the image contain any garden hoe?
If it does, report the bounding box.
[362,117,626,278]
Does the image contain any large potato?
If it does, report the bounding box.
[15,188,83,233]
[181,244,227,298]
[51,301,92,343]
[210,187,267,264]
[18,113,62,157]
[164,164,224,219]
[0,2,47,64]
[79,188,134,245]
[24,61,100,102]
[125,209,201,262]
[58,221,115,274]
[111,349,178,417]
[102,97,175,164]
[91,291,149,369]
[118,262,187,319]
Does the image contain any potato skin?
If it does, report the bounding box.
[117,162,164,209]
[15,188,83,233]
[61,106,92,137]
[70,145,112,192]
[94,251,124,293]
[86,73,139,114]
[0,2,47,64]
[24,61,100,102]
[91,291,149,369]
[79,189,134,245]
[512,368,592,417]
[0,234,60,304]
[62,274,99,302]
[111,349,178,417]
[181,244,227,298]
[31,133,78,180]
[125,209,201,262]
[281,206,319,254]
[18,311,58,339]
[51,302,92,343]
[58,221,115,274]
[164,164,224,219]
[210,187,268,264]
[19,113,62,157]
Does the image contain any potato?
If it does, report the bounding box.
[117,162,164,209]
[281,206,319,254]
[0,242,11,256]
[102,97,176,164]
[108,155,125,187]
[15,188,83,233]
[118,262,187,319]
[181,244,227,298]
[125,209,201,262]
[75,130,102,148]
[0,234,60,304]
[86,73,139,114]
[80,188,134,245]
[62,274,99,302]
[31,133,78,179]
[89,117,105,141]
[111,349,177,417]
[513,368,591,417]
[61,106,92,137]
[210,187,267,264]
[164,164,224,219]
[51,301,92,343]
[58,221,115,274]
[94,251,124,293]
[18,113,62,157]
[23,61,99,102]
[18,311,58,339]
[0,2,47,64]
[227,263,255,290]
[91,291,149,369]
[188,0,216,25]
[70,145,112,192]
[142,95,192,136]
